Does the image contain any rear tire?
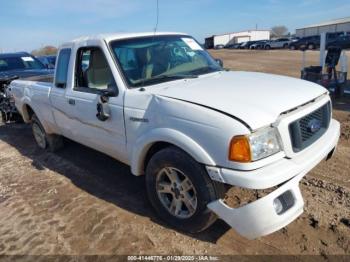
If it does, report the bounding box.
[32,114,63,152]
[145,146,226,233]
[308,43,315,50]
[265,45,271,50]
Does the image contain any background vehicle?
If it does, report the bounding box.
[0,52,53,121]
[0,52,53,79]
[231,43,243,49]
[225,43,243,49]
[264,38,291,49]
[290,37,300,42]
[327,34,350,49]
[37,55,56,69]
[289,33,348,50]
[214,44,225,49]
[250,40,268,49]
[9,32,340,239]
[289,35,320,50]
[239,41,260,49]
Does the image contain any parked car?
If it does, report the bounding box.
[231,43,243,49]
[224,44,234,49]
[250,40,268,49]
[239,41,260,49]
[288,33,345,50]
[290,37,300,42]
[289,35,320,50]
[9,32,340,239]
[264,38,292,49]
[0,52,53,79]
[327,34,350,49]
[37,55,56,69]
[214,44,225,49]
[225,43,242,49]
[0,52,53,122]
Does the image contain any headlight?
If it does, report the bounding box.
[229,127,282,162]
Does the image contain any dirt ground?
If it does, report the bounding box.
[0,50,349,257]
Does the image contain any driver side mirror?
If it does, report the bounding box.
[96,85,118,122]
[215,58,224,67]
[99,84,118,98]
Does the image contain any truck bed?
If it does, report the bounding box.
[22,74,54,83]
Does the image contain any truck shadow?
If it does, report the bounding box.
[0,122,230,243]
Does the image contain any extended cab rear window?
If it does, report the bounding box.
[55,49,71,88]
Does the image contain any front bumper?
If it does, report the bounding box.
[207,119,340,239]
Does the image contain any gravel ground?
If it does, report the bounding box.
[0,50,349,256]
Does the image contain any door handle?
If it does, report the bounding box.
[68,98,75,105]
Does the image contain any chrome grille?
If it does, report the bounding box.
[289,102,331,152]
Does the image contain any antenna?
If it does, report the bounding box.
[154,0,159,33]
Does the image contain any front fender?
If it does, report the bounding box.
[130,128,216,176]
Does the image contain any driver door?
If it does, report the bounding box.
[64,46,126,161]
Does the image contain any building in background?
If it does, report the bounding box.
[205,30,270,48]
[296,17,350,37]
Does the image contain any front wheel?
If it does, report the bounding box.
[145,147,226,233]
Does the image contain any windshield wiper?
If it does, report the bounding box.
[189,66,221,75]
[134,74,198,87]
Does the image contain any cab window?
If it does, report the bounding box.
[75,47,115,92]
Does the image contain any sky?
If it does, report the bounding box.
[0,0,350,52]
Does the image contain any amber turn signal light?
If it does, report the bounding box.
[229,135,252,162]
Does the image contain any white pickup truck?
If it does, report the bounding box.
[9,32,340,239]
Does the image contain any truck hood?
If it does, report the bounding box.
[152,71,326,130]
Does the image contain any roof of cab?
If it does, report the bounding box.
[60,32,188,48]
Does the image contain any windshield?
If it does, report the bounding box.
[110,35,222,87]
[0,55,45,72]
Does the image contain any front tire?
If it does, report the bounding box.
[145,147,225,233]
[32,114,63,152]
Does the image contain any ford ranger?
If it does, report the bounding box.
[9,32,340,239]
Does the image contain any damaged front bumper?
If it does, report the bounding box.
[208,173,305,239]
[207,119,340,239]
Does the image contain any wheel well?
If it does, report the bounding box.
[24,104,35,122]
[143,142,173,173]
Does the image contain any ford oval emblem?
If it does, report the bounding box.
[307,119,322,133]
